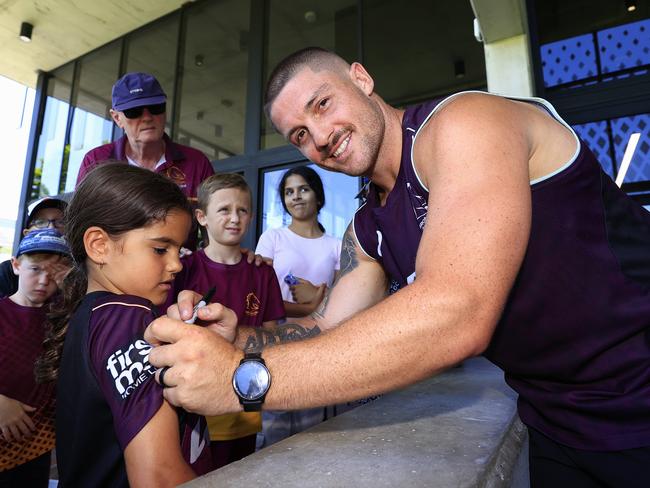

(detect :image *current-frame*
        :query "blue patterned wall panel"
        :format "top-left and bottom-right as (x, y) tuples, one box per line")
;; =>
(541, 34), (598, 87)
(572, 121), (615, 178)
(610, 114), (650, 184)
(597, 19), (650, 74)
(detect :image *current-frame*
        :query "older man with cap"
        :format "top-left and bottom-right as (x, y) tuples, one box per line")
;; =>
(76, 72), (214, 249)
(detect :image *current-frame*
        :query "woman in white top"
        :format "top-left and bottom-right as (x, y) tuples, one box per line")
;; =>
(255, 165), (341, 447)
(256, 165), (341, 318)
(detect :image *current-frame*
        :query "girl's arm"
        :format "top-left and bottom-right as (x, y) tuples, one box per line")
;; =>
(124, 400), (195, 488)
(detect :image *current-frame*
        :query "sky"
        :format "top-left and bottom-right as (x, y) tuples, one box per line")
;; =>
(0, 75), (35, 255)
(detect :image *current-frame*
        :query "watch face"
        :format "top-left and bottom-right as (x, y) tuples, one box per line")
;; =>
(233, 361), (271, 401)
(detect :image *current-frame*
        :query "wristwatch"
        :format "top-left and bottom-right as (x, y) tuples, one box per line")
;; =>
(232, 352), (271, 412)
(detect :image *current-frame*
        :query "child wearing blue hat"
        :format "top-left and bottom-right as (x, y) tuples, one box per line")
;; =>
(0, 196), (67, 298)
(0, 228), (71, 487)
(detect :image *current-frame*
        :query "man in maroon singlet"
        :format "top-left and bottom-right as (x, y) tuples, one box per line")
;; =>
(146, 47), (650, 487)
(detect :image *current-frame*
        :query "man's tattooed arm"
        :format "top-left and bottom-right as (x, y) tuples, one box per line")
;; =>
(314, 223), (360, 318)
(243, 322), (321, 354)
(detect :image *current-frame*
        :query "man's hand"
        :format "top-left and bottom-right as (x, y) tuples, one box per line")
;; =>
(290, 278), (326, 304)
(166, 290), (238, 343)
(144, 317), (243, 416)
(241, 248), (273, 267)
(0, 394), (36, 443)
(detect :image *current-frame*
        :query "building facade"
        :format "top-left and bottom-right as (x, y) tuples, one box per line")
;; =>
(15, 0), (650, 248)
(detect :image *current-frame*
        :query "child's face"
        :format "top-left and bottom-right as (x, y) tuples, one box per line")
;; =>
(101, 210), (191, 306)
(197, 188), (252, 247)
(24, 207), (65, 235)
(283, 174), (319, 221)
(12, 253), (69, 307)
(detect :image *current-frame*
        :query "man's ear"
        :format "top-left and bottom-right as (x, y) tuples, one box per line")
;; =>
(195, 208), (207, 227)
(84, 226), (112, 265)
(11, 257), (21, 275)
(349, 62), (375, 96)
(109, 109), (122, 128)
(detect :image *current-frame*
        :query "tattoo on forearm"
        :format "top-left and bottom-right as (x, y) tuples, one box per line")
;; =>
(315, 224), (359, 317)
(243, 323), (321, 353)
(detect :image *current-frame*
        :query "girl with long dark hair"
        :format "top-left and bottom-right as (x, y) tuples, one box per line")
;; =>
(35, 164), (213, 487)
(255, 165), (341, 318)
(254, 165), (341, 447)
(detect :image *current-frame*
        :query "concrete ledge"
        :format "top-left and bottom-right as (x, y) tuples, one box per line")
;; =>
(184, 358), (529, 487)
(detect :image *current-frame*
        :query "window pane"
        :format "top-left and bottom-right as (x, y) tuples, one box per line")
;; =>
(541, 34), (598, 88)
(598, 19), (650, 76)
(572, 113), (650, 185)
(535, 1), (650, 90)
(261, 0), (358, 150)
(573, 121), (614, 177)
(611, 113), (650, 184)
(363, 0), (486, 105)
(64, 41), (120, 192)
(177, 0), (250, 160)
(125, 13), (179, 135)
(260, 163), (358, 239)
(32, 64), (73, 199)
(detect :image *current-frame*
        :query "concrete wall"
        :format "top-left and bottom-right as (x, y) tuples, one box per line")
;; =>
(183, 358), (529, 488)
(471, 0), (535, 97)
(485, 34), (534, 97)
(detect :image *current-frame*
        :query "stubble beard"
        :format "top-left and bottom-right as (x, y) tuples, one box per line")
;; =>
(328, 98), (385, 178)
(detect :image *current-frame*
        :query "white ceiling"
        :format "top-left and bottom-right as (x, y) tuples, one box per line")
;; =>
(0, 0), (186, 87)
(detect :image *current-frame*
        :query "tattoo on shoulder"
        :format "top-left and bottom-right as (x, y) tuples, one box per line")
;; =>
(243, 323), (321, 354)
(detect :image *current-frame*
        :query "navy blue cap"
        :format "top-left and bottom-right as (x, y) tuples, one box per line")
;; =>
(112, 72), (167, 111)
(17, 229), (71, 258)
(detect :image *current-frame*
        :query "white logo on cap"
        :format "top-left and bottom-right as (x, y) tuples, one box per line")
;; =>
(130, 88), (143, 94)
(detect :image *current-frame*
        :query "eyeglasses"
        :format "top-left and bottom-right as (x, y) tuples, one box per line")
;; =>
(31, 218), (65, 230)
(122, 103), (166, 119)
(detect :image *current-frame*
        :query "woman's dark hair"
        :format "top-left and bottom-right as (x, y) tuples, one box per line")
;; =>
(278, 165), (326, 233)
(35, 163), (191, 383)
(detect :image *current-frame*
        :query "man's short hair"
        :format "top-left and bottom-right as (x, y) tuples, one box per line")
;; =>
(264, 47), (350, 120)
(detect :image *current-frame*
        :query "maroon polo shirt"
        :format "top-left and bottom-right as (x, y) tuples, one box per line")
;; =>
(76, 134), (215, 249)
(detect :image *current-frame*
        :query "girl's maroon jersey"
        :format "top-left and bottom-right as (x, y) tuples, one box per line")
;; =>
(56, 292), (212, 486)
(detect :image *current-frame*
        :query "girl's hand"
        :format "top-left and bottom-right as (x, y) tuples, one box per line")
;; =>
(0, 394), (36, 443)
(165, 290), (238, 344)
(290, 278), (326, 304)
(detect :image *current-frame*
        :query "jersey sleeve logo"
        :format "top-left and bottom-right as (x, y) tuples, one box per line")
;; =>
(105, 339), (156, 399)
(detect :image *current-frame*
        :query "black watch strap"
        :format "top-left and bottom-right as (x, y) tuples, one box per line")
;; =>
(241, 352), (264, 364)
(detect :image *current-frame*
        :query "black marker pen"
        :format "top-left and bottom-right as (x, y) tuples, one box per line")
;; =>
(184, 286), (216, 324)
